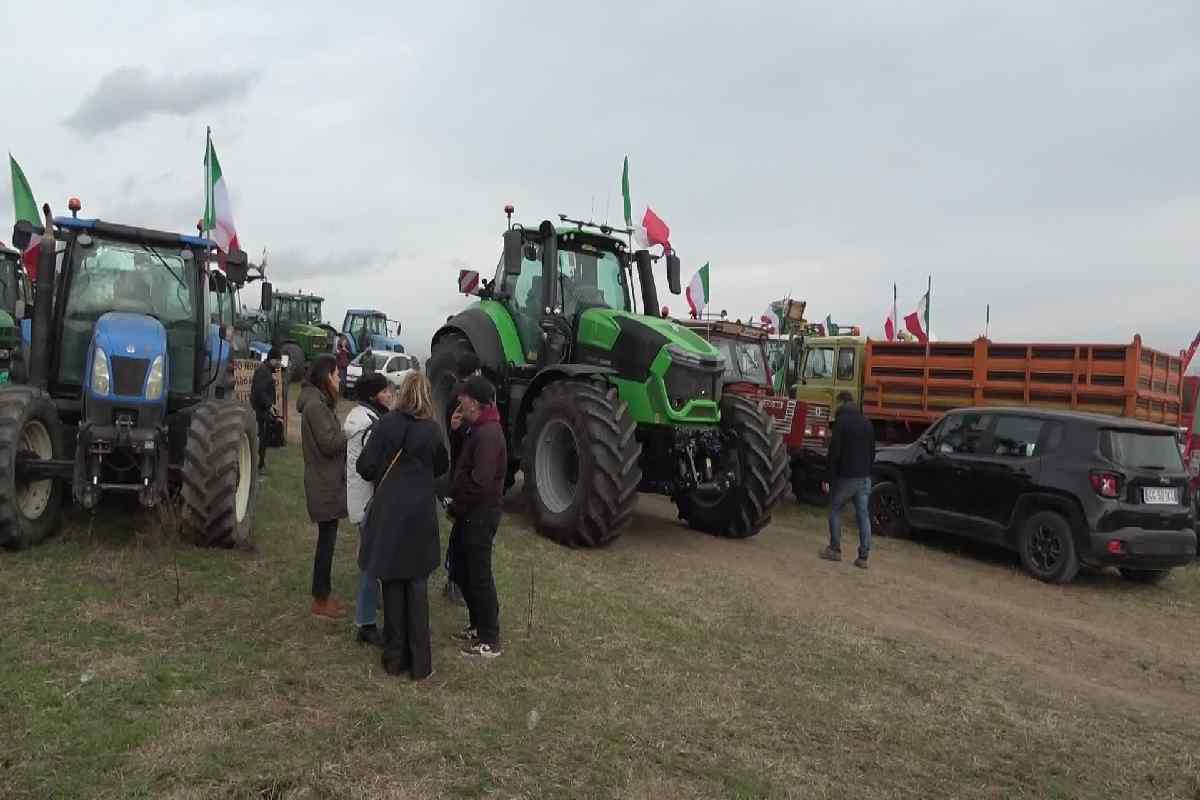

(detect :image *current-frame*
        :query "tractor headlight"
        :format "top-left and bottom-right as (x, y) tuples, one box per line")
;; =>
(145, 355), (165, 400)
(91, 348), (111, 395)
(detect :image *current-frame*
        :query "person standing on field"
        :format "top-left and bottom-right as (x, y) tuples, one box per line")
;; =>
(298, 354), (349, 618)
(250, 346), (281, 474)
(820, 391), (876, 569)
(356, 372), (449, 680)
(442, 352), (482, 605)
(448, 376), (507, 658)
(343, 372), (394, 646)
(336, 335), (352, 394)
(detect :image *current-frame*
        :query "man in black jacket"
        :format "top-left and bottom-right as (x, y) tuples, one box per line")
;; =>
(448, 375), (507, 658)
(821, 392), (876, 568)
(250, 347), (281, 474)
(442, 352), (482, 606)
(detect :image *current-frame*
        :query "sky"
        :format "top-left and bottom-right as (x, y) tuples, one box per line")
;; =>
(4, 1), (1199, 361)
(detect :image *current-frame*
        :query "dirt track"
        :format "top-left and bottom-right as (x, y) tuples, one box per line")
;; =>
(605, 495), (1200, 724)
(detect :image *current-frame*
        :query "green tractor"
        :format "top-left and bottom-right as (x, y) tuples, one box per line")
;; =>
(263, 291), (336, 381)
(0, 244), (31, 383)
(430, 212), (788, 547)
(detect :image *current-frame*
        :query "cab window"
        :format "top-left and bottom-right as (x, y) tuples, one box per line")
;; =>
(509, 246), (545, 359)
(990, 416), (1050, 458)
(836, 348), (856, 381)
(803, 347), (835, 380)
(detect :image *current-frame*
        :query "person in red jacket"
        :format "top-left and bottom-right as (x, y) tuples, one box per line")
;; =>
(335, 335), (352, 394)
(447, 375), (507, 658)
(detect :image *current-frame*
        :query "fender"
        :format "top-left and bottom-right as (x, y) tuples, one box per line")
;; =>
(432, 306), (507, 375)
(513, 364), (618, 445)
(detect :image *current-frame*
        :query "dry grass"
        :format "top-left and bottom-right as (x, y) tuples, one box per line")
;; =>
(1, 441), (1199, 798)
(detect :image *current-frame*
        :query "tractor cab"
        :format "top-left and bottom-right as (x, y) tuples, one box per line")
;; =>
(341, 309), (403, 355)
(675, 317), (773, 397)
(1, 204), (271, 550)
(265, 291), (336, 380)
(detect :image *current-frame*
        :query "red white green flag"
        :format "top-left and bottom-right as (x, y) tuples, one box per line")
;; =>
(202, 130), (239, 256)
(686, 262), (709, 318)
(633, 206), (670, 250)
(8, 154), (41, 281)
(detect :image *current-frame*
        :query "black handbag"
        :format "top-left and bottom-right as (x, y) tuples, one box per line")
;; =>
(264, 415), (285, 448)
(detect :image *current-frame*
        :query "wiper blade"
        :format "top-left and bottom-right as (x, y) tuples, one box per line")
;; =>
(139, 241), (187, 291)
(1137, 464), (1166, 470)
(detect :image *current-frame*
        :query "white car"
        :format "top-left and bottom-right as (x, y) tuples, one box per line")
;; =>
(345, 351), (421, 394)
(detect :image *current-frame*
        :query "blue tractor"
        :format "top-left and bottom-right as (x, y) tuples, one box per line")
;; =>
(341, 308), (404, 355)
(1, 204), (273, 549)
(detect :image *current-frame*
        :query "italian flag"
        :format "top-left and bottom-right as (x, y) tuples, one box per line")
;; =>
(8, 154), (42, 282)
(686, 262), (709, 318)
(202, 131), (239, 257)
(904, 290), (930, 343)
(632, 206), (670, 250)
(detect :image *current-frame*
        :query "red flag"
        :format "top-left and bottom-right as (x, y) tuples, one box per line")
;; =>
(634, 207), (670, 249)
(883, 306), (897, 341)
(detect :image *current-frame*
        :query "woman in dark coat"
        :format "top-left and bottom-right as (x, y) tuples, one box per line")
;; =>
(298, 354), (349, 619)
(357, 371), (449, 680)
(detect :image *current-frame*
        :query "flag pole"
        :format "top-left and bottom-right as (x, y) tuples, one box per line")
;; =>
(203, 126), (212, 242)
(926, 274), (932, 340)
(892, 282), (897, 342)
(985, 303), (990, 339)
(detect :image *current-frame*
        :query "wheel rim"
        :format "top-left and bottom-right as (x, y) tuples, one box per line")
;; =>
(235, 430), (252, 523)
(16, 419), (53, 520)
(870, 490), (900, 534)
(1029, 524), (1063, 573)
(535, 419), (579, 515)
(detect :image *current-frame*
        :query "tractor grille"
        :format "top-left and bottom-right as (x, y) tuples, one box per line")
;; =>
(664, 364), (722, 411)
(110, 356), (149, 396)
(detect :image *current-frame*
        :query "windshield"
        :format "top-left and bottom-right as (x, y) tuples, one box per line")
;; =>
(307, 300), (323, 324)
(558, 246), (628, 316)
(713, 337), (769, 386)
(1100, 430), (1185, 470)
(59, 238), (198, 393)
(365, 315), (387, 336)
(356, 352), (391, 369)
(766, 339), (786, 375)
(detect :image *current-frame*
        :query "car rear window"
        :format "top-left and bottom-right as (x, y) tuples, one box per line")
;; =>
(1099, 429), (1185, 470)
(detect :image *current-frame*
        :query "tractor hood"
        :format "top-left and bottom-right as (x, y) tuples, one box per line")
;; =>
(577, 308), (720, 361)
(87, 312), (168, 402)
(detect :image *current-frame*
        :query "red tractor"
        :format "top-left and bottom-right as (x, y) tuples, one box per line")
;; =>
(675, 316), (831, 502)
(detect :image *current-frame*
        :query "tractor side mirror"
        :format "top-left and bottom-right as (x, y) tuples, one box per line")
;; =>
(666, 251), (681, 295)
(503, 229), (524, 276)
(209, 270), (229, 294)
(11, 220), (39, 251)
(260, 281), (273, 312)
(223, 248), (249, 284)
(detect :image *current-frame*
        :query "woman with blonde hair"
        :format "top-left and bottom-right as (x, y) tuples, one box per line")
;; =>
(356, 371), (449, 680)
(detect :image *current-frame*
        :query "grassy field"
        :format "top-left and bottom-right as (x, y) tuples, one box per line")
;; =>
(2, 437), (1200, 799)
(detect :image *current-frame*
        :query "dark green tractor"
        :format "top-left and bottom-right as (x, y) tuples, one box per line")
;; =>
(430, 213), (788, 547)
(265, 291), (336, 381)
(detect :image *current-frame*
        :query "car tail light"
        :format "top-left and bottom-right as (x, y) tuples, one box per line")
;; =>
(1090, 471), (1121, 498)
(1107, 539), (1126, 555)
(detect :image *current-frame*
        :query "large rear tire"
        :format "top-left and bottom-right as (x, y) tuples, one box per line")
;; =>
(282, 343), (305, 384)
(0, 386), (64, 550)
(522, 381), (641, 547)
(676, 394), (788, 538)
(181, 401), (259, 548)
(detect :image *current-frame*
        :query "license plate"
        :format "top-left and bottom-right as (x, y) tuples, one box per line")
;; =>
(1143, 487), (1178, 505)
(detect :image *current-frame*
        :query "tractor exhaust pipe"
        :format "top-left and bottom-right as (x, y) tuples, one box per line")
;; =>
(28, 204), (56, 390)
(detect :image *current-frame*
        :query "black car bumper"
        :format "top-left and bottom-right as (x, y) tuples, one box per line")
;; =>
(1086, 527), (1197, 568)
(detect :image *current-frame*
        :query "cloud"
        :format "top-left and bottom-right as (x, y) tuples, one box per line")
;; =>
(64, 66), (258, 135)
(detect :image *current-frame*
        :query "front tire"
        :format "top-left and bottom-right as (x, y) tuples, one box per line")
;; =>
(676, 394), (788, 539)
(0, 386), (64, 549)
(869, 481), (910, 538)
(522, 381), (641, 547)
(1018, 510), (1080, 584)
(181, 401), (259, 548)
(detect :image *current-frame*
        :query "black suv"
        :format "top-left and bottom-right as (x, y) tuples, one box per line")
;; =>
(869, 407), (1197, 584)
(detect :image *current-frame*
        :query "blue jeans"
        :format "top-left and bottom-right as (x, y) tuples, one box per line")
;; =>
(829, 477), (871, 560)
(355, 524), (379, 628)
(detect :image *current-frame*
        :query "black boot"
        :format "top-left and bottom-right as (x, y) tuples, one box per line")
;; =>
(356, 624), (383, 647)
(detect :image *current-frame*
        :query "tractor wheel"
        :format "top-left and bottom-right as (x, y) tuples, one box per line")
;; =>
(676, 394), (788, 539)
(0, 386), (64, 550)
(181, 400), (259, 548)
(282, 343), (305, 383)
(522, 381), (641, 547)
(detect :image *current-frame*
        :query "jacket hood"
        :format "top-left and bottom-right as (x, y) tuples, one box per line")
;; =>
(343, 402), (380, 435)
(297, 383), (332, 415)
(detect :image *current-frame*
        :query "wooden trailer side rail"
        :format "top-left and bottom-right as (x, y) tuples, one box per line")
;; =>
(862, 336), (1182, 428)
